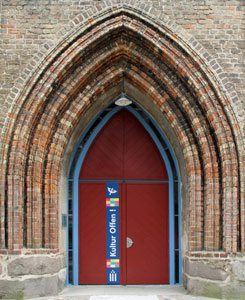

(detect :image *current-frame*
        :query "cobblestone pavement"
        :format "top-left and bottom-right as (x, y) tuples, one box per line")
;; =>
(30, 286), (224, 300)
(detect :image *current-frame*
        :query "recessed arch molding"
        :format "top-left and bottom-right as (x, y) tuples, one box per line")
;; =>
(0, 5), (244, 298)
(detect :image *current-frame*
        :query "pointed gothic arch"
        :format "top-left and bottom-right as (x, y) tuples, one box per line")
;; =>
(67, 103), (181, 285)
(0, 4), (244, 296)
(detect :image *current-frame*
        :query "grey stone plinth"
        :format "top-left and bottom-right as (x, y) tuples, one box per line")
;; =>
(185, 275), (245, 300)
(8, 254), (66, 276)
(0, 269), (66, 299)
(0, 279), (24, 299)
(184, 257), (228, 281)
(232, 261), (245, 281)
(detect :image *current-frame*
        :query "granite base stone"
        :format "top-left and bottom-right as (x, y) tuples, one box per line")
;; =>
(183, 255), (245, 299)
(0, 253), (66, 299)
(7, 254), (66, 276)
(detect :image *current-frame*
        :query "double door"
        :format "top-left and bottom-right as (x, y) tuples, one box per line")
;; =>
(79, 181), (169, 284)
(78, 109), (169, 284)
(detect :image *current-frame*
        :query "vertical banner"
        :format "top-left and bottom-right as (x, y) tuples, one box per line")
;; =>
(106, 181), (120, 285)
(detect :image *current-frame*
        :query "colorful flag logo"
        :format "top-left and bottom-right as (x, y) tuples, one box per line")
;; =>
(106, 198), (119, 207)
(106, 259), (120, 268)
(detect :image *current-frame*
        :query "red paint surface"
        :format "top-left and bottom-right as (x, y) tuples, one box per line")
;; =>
(79, 183), (107, 284)
(124, 183), (169, 284)
(80, 110), (168, 181)
(79, 110), (169, 284)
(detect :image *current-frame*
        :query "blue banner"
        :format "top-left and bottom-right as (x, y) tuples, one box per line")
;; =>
(106, 181), (120, 284)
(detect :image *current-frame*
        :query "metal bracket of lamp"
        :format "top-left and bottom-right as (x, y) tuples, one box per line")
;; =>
(114, 74), (132, 107)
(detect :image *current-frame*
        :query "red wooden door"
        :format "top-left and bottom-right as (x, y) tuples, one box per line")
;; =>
(78, 110), (169, 285)
(124, 183), (169, 284)
(79, 182), (107, 284)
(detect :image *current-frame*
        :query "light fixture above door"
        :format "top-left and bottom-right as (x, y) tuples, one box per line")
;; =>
(114, 74), (132, 106)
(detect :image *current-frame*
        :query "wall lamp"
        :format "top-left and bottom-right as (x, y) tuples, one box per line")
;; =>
(114, 75), (132, 107)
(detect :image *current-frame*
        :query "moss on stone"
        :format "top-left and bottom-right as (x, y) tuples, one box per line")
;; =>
(0, 290), (23, 300)
(192, 283), (245, 300)
(192, 284), (222, 299)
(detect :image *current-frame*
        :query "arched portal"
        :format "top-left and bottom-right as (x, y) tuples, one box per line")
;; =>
(68, 103), (181, 285)
(0, 4), (244, 298)
(2, 7), (242, 254)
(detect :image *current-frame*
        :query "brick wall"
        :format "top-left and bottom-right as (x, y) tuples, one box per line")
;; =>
(0, 0), (244, 297)
(0, 1), (244, 136)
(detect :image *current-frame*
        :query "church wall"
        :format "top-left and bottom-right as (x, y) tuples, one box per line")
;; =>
(0, 0), (244, 136)
(0, 1), (244, 298)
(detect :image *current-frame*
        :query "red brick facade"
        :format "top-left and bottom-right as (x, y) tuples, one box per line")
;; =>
(0, 1), (244, 298)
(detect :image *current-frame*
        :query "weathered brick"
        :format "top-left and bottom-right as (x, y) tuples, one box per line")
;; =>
(0, 0), (244, 298)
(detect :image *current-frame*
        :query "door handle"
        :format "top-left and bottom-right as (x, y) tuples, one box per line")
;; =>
(126, 237), (134, 248)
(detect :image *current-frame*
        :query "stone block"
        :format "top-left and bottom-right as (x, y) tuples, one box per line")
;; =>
(185, 268), (245, 300)
(184, 257), (228, 281)
(232, 261), (245, 281)
(7, 254), (66, 276)
(0, 279), (24, 299)
(222, 283), (245, 300)
(24, 273), (64, 298)
(58, 268), (67, 286)
(185, 276), (223, 299)
(0, 270), (66, 299)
